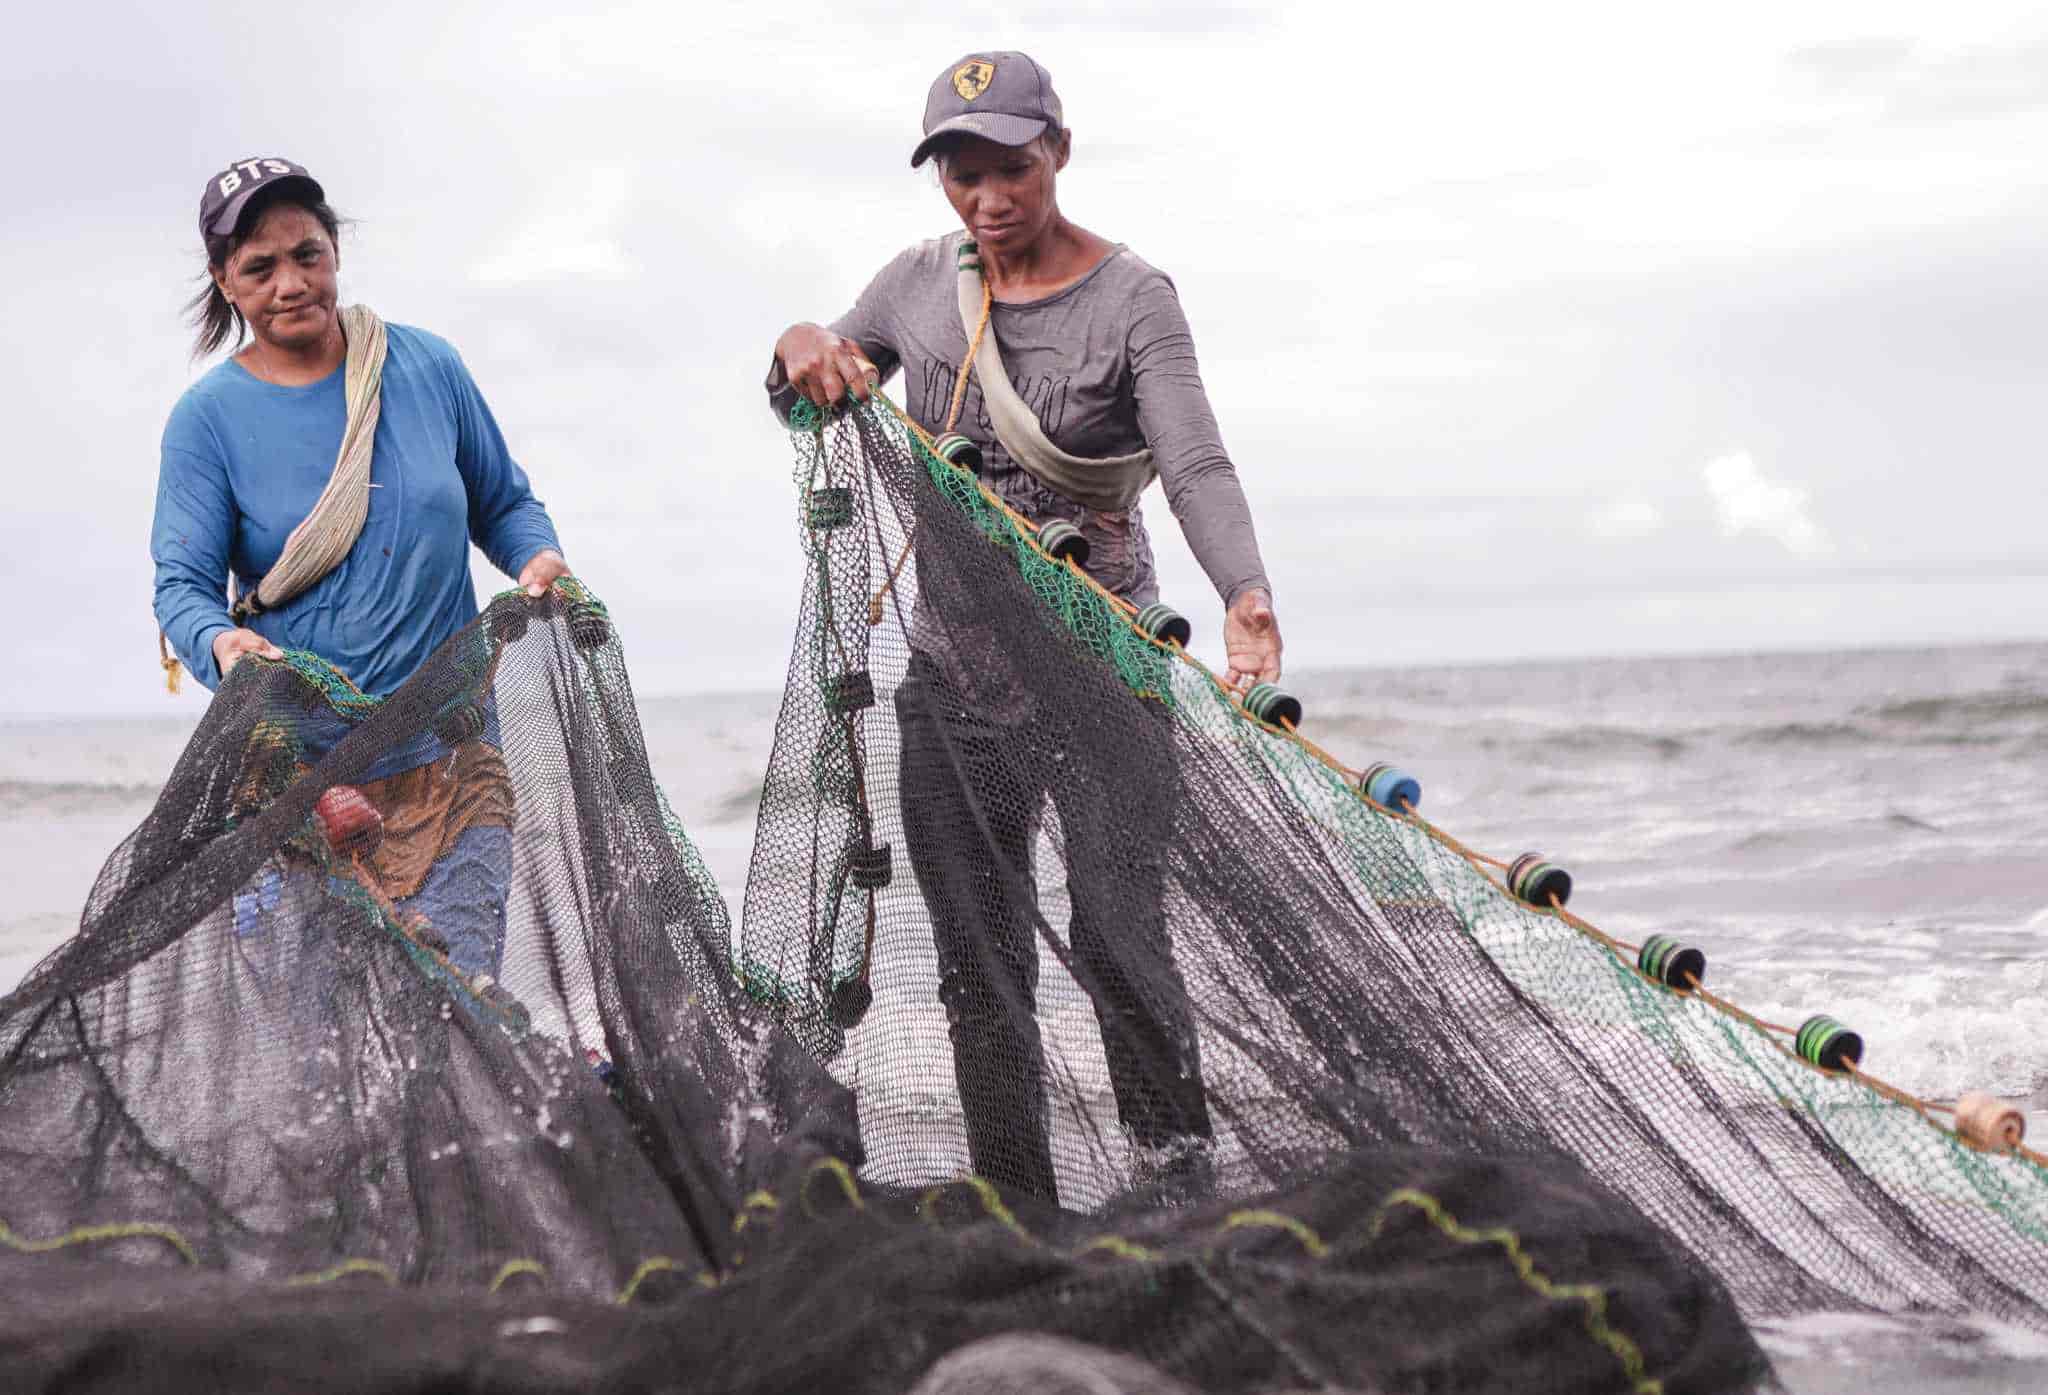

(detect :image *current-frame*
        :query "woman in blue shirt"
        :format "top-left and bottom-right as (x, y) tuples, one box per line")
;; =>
(152, 157), (568, 979)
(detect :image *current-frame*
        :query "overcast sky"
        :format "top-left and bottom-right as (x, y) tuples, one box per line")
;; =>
(4, 1), (2045, 717)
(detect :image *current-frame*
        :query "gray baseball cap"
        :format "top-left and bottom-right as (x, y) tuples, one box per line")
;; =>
(198, 157), (324, 242)
(911, 52), (1065, 168)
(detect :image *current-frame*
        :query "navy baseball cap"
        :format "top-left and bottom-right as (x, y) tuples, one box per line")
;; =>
(911, 52), (1065, 168)
(198, 157), (324, 242)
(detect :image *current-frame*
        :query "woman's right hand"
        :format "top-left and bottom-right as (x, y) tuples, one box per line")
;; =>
(775, 323), (878, 408)
(213, 627), (284, 676)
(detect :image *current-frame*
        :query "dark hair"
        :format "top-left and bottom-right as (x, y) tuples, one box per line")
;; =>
(929, 127), (1070, 181)
(185, 183), (345, 359)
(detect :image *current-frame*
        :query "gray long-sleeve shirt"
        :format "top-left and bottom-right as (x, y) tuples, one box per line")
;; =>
(770, 234), (1269, 608)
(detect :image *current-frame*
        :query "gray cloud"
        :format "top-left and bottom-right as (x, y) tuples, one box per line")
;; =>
(3, 3), (2046, 716)
(1788, 31), (2048, 123)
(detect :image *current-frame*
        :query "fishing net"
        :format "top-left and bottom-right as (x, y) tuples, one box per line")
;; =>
(737, 399), (2048, 1365)
(0, 397), (2039, 1393)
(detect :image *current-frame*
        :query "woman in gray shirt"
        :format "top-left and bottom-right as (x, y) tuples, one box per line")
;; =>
(770, 51), (1281, 1203)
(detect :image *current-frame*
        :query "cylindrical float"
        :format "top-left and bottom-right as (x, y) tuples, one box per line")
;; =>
(1243, 683), (1304, 729)
(490, 600), (529, 646)
(314, 785), (383, 857)
(1506, 853), (1573, 908)
(931, 432), (983, 474)
(1794, 1015), (1864, 1072)
(434, 702), (487, 747)
(825, 671), (876, 715)
(1953, 1091), (2026, 1152)
(473, 976), (532, 1035)
(1636, 934), (1706, 990)
(807, 487), (855, 530)
(1037, 518), (1090, 566)
(567, 604), (612, 651)
(850, 843), (893, 890)
(1134, 603), (1192, 648)
(828, 975), (874, 1030)
(1358, 762), (1421, 811)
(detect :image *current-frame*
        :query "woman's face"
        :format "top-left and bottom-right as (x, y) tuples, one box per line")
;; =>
(212, 203), (340, 354)
(939, 133), (1067, 255)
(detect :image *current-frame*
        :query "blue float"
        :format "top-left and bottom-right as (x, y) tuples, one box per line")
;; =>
(1358, 762), (1421, 812)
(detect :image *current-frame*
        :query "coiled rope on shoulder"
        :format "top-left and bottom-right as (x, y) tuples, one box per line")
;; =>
(159, 305), (389, 691)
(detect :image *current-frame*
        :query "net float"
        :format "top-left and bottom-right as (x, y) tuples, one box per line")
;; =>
(1037, 518), (1090, 566)
(1636, 934), (1706, 990)
(1795, 1015), (1864, 1072)
(1954, 1091), (2026, 1152)
(825, 671), (876, 715)
(931, 432), (983, 473)
(433, 702), (487, 747)
(828, 974), (874, 1030)
(1359, 762), (1421, 812)
(313, 785), (383, 857)
(1243, 683), (1304, 729)
(567, 604), (612, 651)
(1134, 603), (1192, 648)
(1507, 853), (1573, 908)
(849, 843), (893, 890)
(807, 487), (854, 530)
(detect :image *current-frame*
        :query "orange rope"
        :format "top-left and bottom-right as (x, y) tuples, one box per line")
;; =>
(1549, 899), (1639, 957)
(1845, 1062), (1943, 1120)
(1684, 980), (1800, 1039)
(1279, 724), (1362, 781)
(1549, 900), (1641, 956)
(157, 631), (182, 695)
(944, 277), (993, 436)
(1395, 809), (1510, 873)
(867, 543), (915, 627)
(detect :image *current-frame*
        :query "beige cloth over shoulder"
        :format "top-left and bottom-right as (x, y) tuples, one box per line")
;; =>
(954, 238), (1155, 513)
(230, 304), (390, 622)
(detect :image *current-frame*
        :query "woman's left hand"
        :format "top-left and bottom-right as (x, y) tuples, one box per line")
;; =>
(519, 548), (571, 598)
(1224, 587), (1283, 689)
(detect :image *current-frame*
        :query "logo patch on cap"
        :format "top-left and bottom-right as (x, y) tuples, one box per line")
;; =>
(952, 59), (995, 101)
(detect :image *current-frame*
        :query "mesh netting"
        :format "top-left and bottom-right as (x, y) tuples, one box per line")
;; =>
(0, 398), (2040, 1392)
(737, 401), (2048, 1362)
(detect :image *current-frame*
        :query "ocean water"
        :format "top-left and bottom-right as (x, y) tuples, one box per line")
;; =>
(3, 639), (2044, 1392)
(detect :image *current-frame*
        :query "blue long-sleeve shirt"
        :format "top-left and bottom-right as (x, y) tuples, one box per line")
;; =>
(153, 323), (561, 696)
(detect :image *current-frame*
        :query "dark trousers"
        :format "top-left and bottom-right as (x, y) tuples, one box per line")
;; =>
(894, 652), (1211, 1202)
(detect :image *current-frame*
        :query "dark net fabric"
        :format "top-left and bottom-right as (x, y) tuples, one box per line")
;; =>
(0, 402), (2034, 1392)
(738, 403), (2048, 1369)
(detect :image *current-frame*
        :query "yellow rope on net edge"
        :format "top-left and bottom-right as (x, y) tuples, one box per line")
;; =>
(0, 1215), (199, 1267)
(488, 1258), (550, 1293)
(616, 1256), (698, 1304)
(282, 1257), (399, 1288)
(1369, 1187), (1663, 1395)
(1219, 1208), (1330, 1259)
